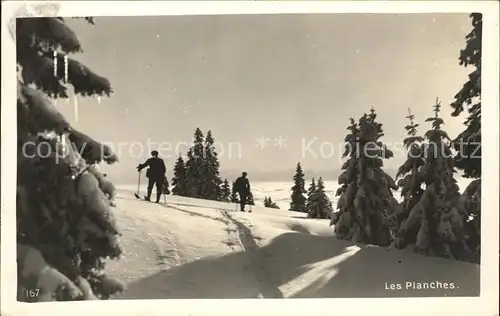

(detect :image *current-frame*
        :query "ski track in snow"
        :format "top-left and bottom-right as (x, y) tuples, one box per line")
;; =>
(126, 198), (284, 298)
(109, 192), (480, 299)
(219, 209), (284, 299)
(145, 219), (182, 270)
(161, 202), (283, 298)
(114, 196), (184, 270)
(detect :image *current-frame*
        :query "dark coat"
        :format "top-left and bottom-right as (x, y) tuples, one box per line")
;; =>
(138, 157), (166, 180)
(234, 176), (250, 195)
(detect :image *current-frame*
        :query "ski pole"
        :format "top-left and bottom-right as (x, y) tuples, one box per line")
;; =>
(134, 170), (142, 199)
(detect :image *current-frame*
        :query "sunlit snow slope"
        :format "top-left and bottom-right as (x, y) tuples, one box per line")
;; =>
(105, 188), (480, 299)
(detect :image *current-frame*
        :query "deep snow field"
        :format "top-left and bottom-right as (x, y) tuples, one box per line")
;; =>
(105, 187), (480, 299)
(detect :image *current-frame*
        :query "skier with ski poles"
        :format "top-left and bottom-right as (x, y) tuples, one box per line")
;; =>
(137, 150), (167, 203)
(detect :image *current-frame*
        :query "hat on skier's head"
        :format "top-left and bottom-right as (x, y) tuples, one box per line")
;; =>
(242, 172), (247, 177)
(151, 150), (159, 157)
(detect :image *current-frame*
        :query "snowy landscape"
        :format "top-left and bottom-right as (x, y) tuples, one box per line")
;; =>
(12, 10), (485, 305)
(103, 178), (477, 299)
(104, 186), (479, 299)
(116, 177), (473, 212)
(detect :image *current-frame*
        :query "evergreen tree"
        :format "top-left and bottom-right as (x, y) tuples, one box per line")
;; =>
(450, 13), (482, 179)
(270, 199), (280, 209)
(457, 178), (481, 262)
(289, 162), (307, 212)
(172, 155), (188, 196)
(305, 178), (317, 210)
(247, 191), (256, 206)
(16, 17), (123, 301)
(203, 130), (223, 201)
(391, 99), (473, 261)
(263, 196), (280, 209)
(185, 128), (205, 198)
(390, 109), (426, 237)
(220, 178), (231, 202)
(332, 109), (398, 247)
(230, 181), (239, 203)
(307, 177), (332, 219)
(450, 13), (482, 263)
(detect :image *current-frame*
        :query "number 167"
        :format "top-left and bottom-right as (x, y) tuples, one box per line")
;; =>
(25, 288), (40, 298)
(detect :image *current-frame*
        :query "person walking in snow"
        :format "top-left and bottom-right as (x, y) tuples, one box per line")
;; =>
(234, 172), (251, 212)
(137, 150), (167, 203)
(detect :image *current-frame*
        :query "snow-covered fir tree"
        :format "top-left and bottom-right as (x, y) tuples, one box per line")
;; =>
(247, 191), (256, 206)
(16, 17), (124, 301)
(450, 13), (482, 263)
(305, 178), (316, 210)
(457, 178), (480, 262)
(203, 130), (223, 201)
(391, 99), (473, 261)
(290, 162), (307, 212)
(390, 109), (426, 237)
(306, 177), (332, 219)
(185, 128), (205, 198)
(332, 109), (398, 247)
(172, 155), (188, 196)
(220, 178), (231, 202)
(264, 196), (280, 209)
(450, 13), (482, 179)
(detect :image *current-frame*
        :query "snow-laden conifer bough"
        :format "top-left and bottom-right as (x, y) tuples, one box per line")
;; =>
(17, 16), (124, 301)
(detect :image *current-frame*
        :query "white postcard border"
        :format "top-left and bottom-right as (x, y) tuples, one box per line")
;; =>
(1, 1), (498, 316)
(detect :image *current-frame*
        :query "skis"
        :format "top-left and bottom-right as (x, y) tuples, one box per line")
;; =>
(137, 194), (167, 204)
(140, 198), (163, 204)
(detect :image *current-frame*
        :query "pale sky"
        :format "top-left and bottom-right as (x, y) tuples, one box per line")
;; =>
(56, 13), (473, 182)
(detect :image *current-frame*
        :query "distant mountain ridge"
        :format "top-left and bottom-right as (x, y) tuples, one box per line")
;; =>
(106, 166), (400, 185)
(220, 168), (339, 182)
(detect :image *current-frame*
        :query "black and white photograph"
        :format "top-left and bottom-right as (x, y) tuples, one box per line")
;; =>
(1, 1), (499, 316)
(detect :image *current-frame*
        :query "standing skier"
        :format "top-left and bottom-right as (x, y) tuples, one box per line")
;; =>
(137, 150), (166, 203)
(234, 172), (251, 212)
